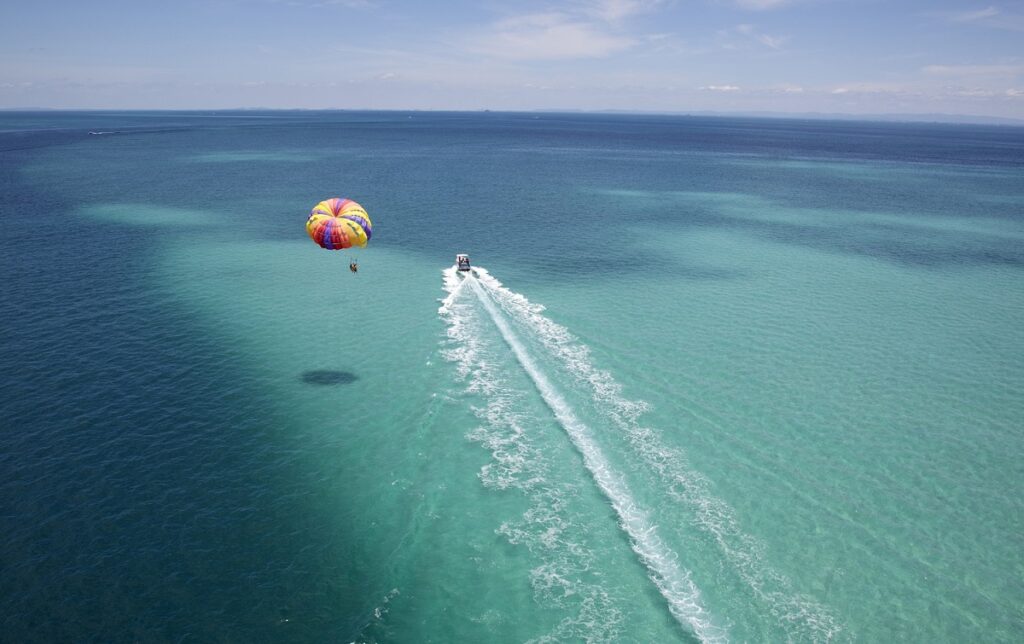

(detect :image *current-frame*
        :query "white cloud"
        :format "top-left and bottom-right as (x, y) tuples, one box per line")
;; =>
(461, 1), (669, 61)
(701, 84), (741, 91)
(953, 88), (997, 97)
(933, 86), (1024, 99)
(923, 64), (1024, 76)
(277, 0), (375, 7)
(731, 23), (788, 49)
(817, 80), (1023, 102)
(832, 83), (913, 94)
(757, 33), (787, 49)
(584, 0), (663, 22)
(949, 6), (1000, 22)
(734, 0), (791, 10)
(935, 5), (1024, 31)
(467, 12), (638, 60)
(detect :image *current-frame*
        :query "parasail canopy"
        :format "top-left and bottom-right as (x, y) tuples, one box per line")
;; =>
(306, 197), (373, 250)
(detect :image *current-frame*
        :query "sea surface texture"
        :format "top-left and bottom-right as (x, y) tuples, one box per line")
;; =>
(2, 111), (1022, 642)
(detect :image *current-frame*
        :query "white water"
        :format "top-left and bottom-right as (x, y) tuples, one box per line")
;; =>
(442, 267), (726, 642)
(470, 267), (842, 641)
(440, 269), (625, 641)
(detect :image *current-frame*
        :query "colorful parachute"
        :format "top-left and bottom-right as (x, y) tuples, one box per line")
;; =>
(306, 198), (373, 250)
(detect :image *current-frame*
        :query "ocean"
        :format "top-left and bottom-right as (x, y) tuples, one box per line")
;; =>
(1, 110), (1022, 642)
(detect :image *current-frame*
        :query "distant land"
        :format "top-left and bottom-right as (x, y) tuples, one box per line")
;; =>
(1, 106), (1022, 127)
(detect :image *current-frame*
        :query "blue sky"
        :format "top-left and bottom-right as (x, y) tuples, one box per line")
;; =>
(1, 0), (1022, 117)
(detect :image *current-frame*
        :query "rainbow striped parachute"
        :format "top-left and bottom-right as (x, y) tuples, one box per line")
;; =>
(306, 198), (373, 250)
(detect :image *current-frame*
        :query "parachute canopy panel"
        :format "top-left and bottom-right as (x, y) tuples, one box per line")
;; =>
(306, 197), (373, 250)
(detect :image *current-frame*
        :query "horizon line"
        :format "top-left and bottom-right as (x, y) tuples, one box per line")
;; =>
(1, 106), (1022, 126)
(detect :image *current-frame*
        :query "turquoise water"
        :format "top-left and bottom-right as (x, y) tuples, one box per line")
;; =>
(2, 111), (1023, 642)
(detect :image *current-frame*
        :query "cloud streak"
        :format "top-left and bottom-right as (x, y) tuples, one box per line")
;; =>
(465, 9), (645, 61)
(584, 0), (664, 22)
(922, 63), (1024, 77)
(949, 5), (1000, 22)
(937, 4), (1024, 31)
(732, 23), (788, 50)
(469, 14), (636, 60)
(733, 0), (792, 10)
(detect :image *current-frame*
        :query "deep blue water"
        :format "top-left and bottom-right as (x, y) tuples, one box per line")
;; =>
(2, 111), (1023, 642)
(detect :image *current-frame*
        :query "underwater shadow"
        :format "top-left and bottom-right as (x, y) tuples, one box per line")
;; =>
(300, 370), (358, 386)
(537, 251), (745, 281)
(713, 213), (1024, 268)
(606, 190), (1024, 269)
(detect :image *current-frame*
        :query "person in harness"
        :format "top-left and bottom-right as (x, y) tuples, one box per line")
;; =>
(349, 261), (358, 273)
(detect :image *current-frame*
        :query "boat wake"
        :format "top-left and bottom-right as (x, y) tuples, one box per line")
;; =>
(442, 267), (725, 642)
(441, 265), (843, 642)
(440, 270), (625, 641)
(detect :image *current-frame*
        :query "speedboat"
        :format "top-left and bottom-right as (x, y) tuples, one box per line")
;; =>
(456, 254), (471, 272)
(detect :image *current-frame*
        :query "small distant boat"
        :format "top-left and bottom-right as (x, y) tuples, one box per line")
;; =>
(456, 253), (471, 272)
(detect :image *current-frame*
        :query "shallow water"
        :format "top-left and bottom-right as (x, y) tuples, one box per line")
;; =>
(2, 111), (1022, 642)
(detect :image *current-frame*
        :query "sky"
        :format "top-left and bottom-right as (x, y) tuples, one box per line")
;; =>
(1, 0), (1023, 118)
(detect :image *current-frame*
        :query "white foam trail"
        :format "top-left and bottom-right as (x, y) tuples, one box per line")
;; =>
(440, 266), (625, 641)
(471, 266), (843, 642)
(463, 272), (726, 643)
(439, 266), (468, 313)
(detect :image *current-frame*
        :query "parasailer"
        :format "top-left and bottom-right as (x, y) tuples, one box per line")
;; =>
(306, 197), (373, 273)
